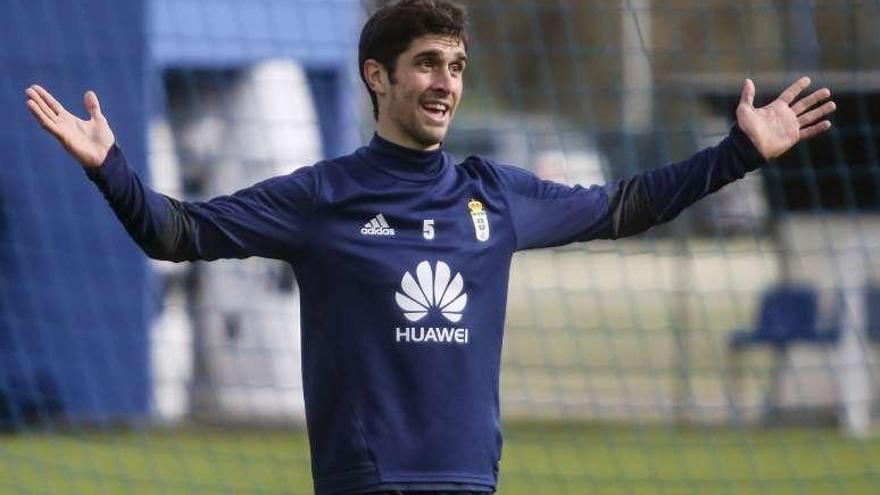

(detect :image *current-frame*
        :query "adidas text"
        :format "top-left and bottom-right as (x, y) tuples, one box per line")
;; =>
(361, 226), (396, 236)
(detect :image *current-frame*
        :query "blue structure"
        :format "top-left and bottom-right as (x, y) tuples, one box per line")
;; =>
(729, 285), (840, 349)
(726, 284), (841, 424)
(0, 0), (361, 425)
(150, 0), (362, 158)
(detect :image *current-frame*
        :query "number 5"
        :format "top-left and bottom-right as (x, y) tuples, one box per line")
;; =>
(423, 219), (435, 240)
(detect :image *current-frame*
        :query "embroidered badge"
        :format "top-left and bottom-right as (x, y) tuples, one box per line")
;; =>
(468, 199), (490, 242)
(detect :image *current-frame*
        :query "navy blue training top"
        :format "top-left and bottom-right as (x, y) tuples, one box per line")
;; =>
(87, 126), (766, 494)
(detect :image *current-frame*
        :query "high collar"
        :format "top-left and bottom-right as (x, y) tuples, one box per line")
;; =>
(360, 133), (448, 182)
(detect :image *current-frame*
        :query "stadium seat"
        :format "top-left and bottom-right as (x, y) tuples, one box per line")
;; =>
(729, 284), (841, 349)
(726, 284), (841, 424)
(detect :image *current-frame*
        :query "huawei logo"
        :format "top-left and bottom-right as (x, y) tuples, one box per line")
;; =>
(395, 261), (467, 323)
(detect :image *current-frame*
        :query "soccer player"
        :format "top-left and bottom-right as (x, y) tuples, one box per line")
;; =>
(25, 1), (835, 493)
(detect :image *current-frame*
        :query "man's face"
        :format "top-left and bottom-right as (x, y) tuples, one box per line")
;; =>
(371, 34), (467, 150)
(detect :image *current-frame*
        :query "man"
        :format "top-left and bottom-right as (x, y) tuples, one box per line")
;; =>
(25, 0), (835, 494)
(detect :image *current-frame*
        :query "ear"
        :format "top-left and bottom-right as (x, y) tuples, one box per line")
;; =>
(363, 59), (389, 96)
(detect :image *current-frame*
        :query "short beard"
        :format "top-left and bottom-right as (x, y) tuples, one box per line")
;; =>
(411, 126), (444, 147)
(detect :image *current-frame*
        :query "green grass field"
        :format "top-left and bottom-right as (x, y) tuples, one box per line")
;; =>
(2, 422), (879, 494)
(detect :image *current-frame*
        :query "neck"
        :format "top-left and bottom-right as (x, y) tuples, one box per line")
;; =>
(375, 122), (441, 151)
(361, 133), (447, 182)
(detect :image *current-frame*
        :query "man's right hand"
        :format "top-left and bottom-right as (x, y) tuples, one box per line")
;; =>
(25, 84), (116, 170)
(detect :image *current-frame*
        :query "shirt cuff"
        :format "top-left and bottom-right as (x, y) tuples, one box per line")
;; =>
(729, 124), (769, 172)
(85, 144), (126, 188)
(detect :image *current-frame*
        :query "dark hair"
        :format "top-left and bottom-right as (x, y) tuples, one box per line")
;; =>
(359, 0), (468, 120)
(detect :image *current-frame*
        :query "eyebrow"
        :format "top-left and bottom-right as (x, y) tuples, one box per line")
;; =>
(413, 49), (468, 64)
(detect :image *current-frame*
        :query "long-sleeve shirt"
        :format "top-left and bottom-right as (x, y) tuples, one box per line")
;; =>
(87, 125), (766, 494)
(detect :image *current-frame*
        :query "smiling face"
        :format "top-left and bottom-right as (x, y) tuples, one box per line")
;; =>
(365, 34), (467, 150)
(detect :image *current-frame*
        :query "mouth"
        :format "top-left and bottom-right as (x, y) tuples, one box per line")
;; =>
(420, 101), (450, 123)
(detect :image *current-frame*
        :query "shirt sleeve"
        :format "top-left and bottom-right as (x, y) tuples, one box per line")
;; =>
(499, 125), (768, 251)
(86, 144), (316, 262)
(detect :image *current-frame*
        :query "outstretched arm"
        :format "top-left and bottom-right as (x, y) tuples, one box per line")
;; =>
(502, 77), (836, 250)
(24, 85), (315, 262)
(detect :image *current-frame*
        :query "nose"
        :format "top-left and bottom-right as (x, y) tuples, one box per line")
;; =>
(430, 67), (454, 94)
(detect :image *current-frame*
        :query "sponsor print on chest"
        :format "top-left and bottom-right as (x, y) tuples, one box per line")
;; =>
(393, 260), (470, 345)
(354, 198), (493, 346)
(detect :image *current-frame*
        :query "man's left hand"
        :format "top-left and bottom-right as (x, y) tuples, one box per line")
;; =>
(736, 77), (836, 160)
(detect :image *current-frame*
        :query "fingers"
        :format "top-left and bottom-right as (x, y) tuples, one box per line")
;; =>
(84, 90), (103, 120)
(29, 84), (68, 116)
(797, 100), (836, 127)
(740, 78), (756, 107)
(25, 87), (59, 123)
(25, 87), (64, 137)
(784, 79), (836, 140)
(791, 87), (831, 115)
(26, 98), (61, 134)
(778, 76), (811, 105)
(799, 120), (832, 141)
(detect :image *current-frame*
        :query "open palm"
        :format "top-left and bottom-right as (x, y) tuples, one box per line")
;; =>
(736, 77), (835, 160)
(25, 84), (115, 169)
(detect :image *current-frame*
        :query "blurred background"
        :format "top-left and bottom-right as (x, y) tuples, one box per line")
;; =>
(2, 0), (880, 493)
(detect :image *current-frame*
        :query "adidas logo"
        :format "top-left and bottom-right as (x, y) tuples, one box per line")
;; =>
(361, 213), (396, 236)
(395, 261), (467, 323)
